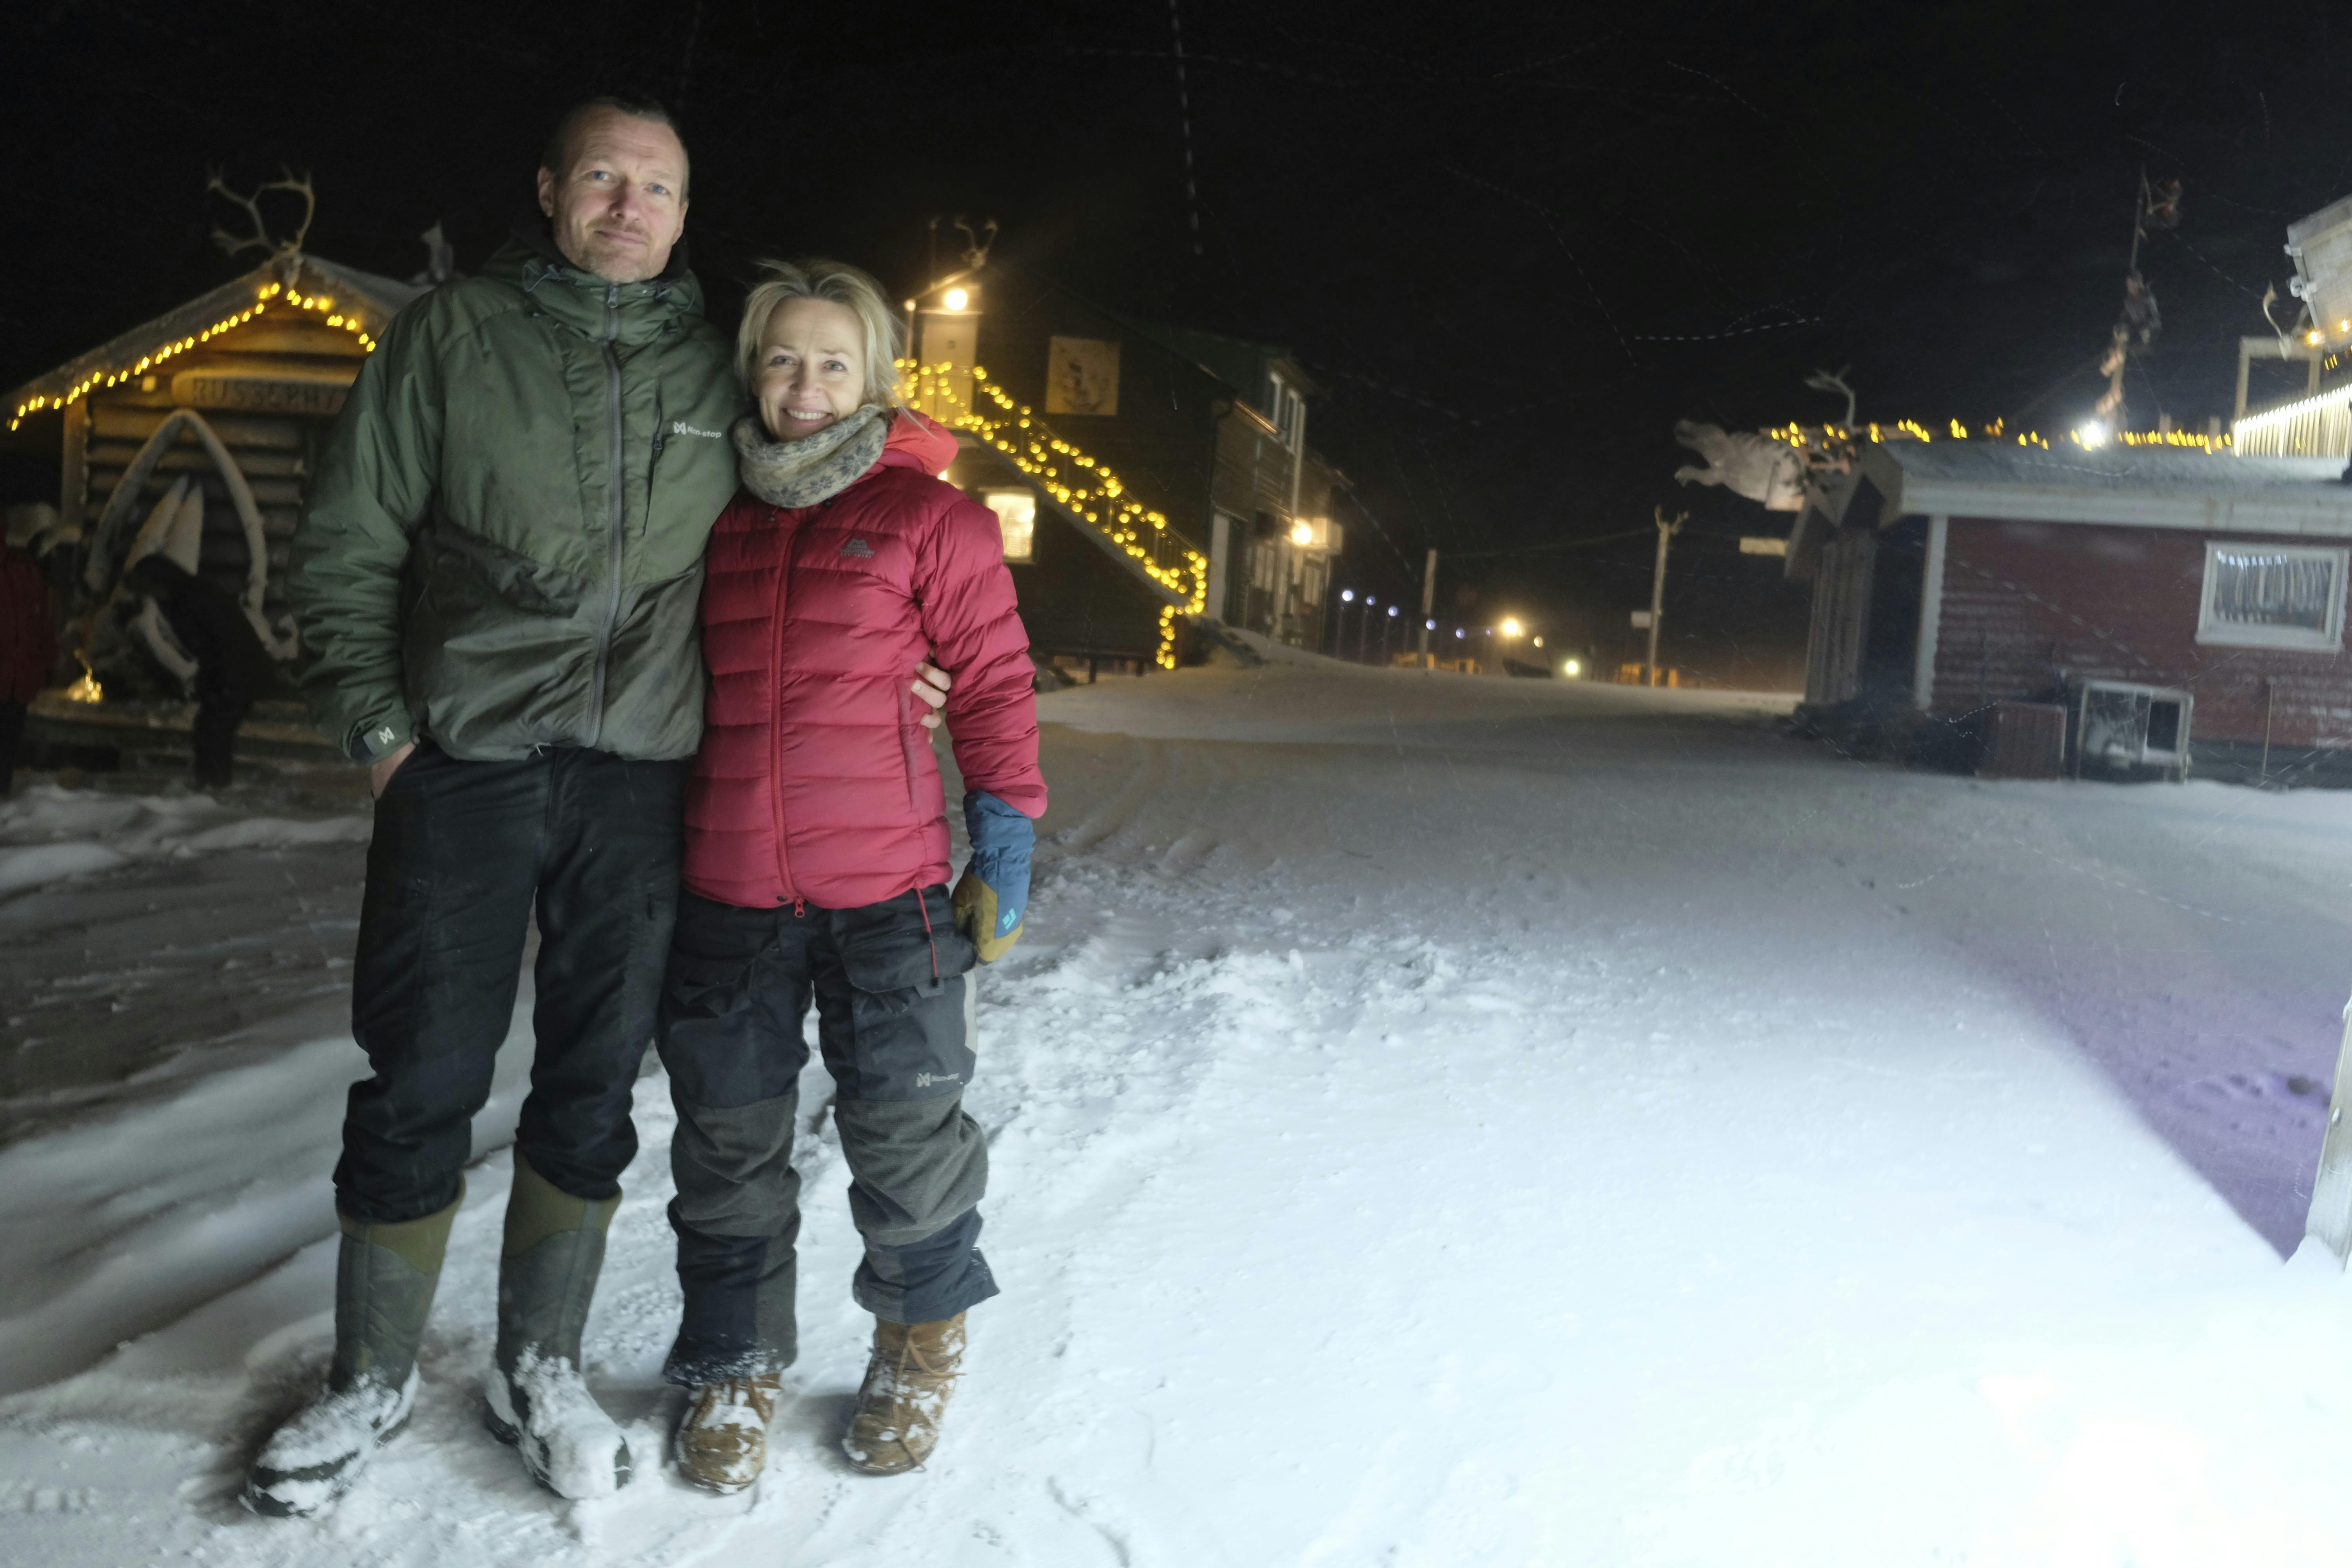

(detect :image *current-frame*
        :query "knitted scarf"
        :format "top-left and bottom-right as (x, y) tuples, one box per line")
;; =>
(732, 405), (891, 508)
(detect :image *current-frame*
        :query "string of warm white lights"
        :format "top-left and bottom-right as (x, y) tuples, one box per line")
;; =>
(898, 358), (1210, 668)
(1765, 418), (2231, 453)
(9, 277), (378, 432)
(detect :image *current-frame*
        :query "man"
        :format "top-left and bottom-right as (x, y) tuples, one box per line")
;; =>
(125, 554), (268, 787)
(0, 511), (56, 793)
(249, 94), (951, 1515)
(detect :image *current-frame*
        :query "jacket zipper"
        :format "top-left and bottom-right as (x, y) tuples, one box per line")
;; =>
(769, 505), (801, 906)
(584, 282), (626, 750)
(898, 685), (924, 811)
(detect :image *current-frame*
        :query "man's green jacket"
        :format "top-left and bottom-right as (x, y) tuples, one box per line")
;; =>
(289, 226), (742, 763)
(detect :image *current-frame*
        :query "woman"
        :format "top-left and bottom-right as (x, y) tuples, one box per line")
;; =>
(655, 258), (1045, 1494)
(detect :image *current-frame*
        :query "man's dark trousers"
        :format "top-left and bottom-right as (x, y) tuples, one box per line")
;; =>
(336, 743), (688, 1224)
(656, 886), (996, 1385)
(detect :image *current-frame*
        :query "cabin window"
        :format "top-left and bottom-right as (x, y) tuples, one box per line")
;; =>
(2197, 542), (2348, 651)
(1267, 374), (1304, 450)
(982, 489), (1036, 563)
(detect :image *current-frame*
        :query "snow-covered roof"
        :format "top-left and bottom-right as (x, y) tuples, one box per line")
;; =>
(1784, 441), (2352, 580)
(1861, 441), (2352, 534)
(5, 253), (426, 429)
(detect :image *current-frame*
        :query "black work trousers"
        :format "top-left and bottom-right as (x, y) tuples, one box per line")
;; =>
(656, 887), (995, 1385)
(335, 744), (688, 1224)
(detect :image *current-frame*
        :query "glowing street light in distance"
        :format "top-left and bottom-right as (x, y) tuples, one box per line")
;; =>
(1563, 658), (1582, 677)
(1500, 617), (1523, 638)
(1340, 589), (1354, 602)
(943, 287), (970, 311)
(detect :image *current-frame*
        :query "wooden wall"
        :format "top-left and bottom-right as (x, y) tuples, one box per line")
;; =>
(998, 495), (1167, 663)
(71, 314), (365, 618)
(1804, 527), (1875, 704)
(1929, 517), (2352, 747)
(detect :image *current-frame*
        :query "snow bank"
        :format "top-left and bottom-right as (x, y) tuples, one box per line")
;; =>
(0, 784), (369, 897)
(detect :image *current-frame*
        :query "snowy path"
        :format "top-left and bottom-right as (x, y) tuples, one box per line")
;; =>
(11, 655), (2352, 1564)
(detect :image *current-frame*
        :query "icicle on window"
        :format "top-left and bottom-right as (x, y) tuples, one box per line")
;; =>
(2198, 543), (2348, 650)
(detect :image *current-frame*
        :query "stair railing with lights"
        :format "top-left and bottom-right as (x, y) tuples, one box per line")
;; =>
(900, 358), (1210, 669)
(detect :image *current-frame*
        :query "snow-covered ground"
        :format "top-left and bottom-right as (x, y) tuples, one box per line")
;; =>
(10, 652), (2352, 1565)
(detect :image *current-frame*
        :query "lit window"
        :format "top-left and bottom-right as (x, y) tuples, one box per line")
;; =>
(983, 489), (1036, 563)
(2197, 542), (2348, 651)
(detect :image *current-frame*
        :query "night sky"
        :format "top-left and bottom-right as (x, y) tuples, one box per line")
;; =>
(11, 0), (2352, 685)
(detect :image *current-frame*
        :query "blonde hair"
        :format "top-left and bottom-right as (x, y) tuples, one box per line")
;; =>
(735, 258), (904, 410)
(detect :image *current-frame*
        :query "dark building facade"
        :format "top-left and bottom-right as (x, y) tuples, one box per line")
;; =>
(903, 267), (1345, 671)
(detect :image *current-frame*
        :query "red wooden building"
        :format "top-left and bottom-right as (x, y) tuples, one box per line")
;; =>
(1786, 442), (2352, 780)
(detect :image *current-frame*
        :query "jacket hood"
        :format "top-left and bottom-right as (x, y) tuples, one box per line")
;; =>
(880, 408), (959, 477)
(477, 214), (705, 345)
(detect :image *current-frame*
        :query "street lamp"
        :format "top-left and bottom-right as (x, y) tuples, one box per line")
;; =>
(1500, 617), (1523, 639)
(1381, 604), (1399, 663)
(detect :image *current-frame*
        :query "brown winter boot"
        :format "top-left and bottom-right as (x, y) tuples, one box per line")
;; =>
(674, 1374), (782, 1494)
(841, 1312), (965, 1475)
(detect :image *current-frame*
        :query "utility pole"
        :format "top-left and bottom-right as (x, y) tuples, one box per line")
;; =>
(1646, 507), (1686, 687)
(1418, 548), (1438, 661)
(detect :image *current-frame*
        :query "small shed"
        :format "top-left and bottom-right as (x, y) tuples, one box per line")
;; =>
(5, 250), (425, 675)
(1787, 441), (2352, 779)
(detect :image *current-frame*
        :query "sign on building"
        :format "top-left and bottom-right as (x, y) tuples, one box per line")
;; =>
(1045, 336), (1120, 416)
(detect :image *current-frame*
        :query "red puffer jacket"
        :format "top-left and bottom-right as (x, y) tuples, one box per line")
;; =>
(684, 410), (1046, 911)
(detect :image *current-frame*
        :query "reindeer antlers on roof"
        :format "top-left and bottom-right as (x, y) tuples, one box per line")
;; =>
(1801, 365), (1858, 428)
(954, 216), (998, 270)
(205, 167), (316, 259)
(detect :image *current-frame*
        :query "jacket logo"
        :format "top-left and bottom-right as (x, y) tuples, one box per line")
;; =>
(840, 539), (876, 558)
(670, 421), (724, 439)
(915, 1072), (962, 1089)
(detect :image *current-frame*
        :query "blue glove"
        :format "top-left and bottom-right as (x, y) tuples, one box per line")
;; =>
(954, 791), (1033, 960)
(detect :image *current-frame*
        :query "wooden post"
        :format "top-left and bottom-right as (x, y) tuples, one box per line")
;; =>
(1418, 548), (1437, 659)
(59, 398), (90, 539)
(1646, 508), (1686, 687)
(2263, 677), (2276, 781)
(2308, 1001), (2352, 1263)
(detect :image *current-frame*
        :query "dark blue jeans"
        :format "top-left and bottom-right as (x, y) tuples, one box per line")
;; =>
(335, 744), (687, 1224)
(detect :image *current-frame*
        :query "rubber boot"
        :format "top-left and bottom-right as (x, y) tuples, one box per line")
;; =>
(842, 1312), (966, 1475)
(242, 1185), (462, 1517)
(481, 1154), (631, 1498)
(674, 1374), (783, 1494)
